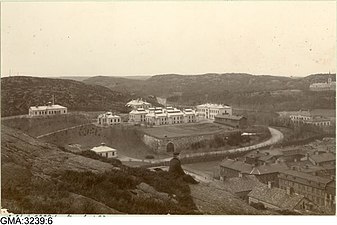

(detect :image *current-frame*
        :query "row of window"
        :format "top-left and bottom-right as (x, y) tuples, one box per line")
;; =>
(32, 110), (66, 115)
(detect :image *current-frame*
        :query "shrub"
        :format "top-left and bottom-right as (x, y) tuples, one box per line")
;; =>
(145, 155), (155, 159)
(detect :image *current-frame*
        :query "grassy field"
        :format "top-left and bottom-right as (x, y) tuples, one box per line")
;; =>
(141, 122), (234, 138)
(1, 113), (92, 137)
(40, 124), (168, 160)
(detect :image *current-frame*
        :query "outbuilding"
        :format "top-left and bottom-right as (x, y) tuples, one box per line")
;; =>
(90, 143), (118, 158)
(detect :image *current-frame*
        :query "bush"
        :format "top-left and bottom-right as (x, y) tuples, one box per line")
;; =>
(78, 150), (122, 166)
(145, 155), (155, 159)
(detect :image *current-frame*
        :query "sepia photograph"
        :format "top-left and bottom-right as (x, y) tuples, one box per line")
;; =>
(0, 0), (336, 220)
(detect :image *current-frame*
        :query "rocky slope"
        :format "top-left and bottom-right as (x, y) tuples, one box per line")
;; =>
(1, 124), (264, 214)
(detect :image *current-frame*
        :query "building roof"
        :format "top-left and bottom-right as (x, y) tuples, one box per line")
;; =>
(29, 104), (66, 111)
(197, 103), (231, 109)
(98, 113), (120, 119)
(91, 144), (117, 153)
(279, 169), (331, 186)
(215, 114), (245, 121)
(220, 159), (253, 173)
(249, 163), (288, 175)
(129, 109), (148, 115)
(248, 186), (305, 210)
(222, 175), (265, 194)
(221, 159), (288, 175)
(309, 152), (336, 164)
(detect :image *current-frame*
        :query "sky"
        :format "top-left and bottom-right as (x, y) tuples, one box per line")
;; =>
(1, 1), (336, 77)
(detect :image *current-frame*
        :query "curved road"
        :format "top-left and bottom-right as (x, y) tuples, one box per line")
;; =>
(36, 124), (284, 164)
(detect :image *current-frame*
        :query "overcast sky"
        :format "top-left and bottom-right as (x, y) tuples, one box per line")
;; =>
(1, 1), (336, 77)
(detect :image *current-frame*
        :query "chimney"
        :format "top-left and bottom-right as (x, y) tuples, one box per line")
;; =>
(268, 181), (272, 189)
(314, 151), (319, 155)
(239, 172), (243, 178)
(286, 187), (293, 195)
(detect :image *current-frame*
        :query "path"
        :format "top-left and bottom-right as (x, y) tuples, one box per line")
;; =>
(36, 123), (92, 139)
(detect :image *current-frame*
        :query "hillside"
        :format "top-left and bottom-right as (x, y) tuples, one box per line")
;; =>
(83, 73), (336, 111)
(1, 124), (264, 214)
(1, 76), (130, 117)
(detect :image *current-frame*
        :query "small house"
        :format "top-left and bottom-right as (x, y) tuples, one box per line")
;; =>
(91, 143), (117, 158)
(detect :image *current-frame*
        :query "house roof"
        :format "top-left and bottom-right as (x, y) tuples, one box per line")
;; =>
(91, 145), (117, 153)
(29, 104), (66, 110)
(248, 186), (305, 210)
(309, 152), (336, 163)
(223, 175), (265, 194)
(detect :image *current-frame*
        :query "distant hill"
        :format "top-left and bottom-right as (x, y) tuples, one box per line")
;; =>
(56, 75), (151, 81)
(1, 76), (130, 117)
(83, 76), (146, 94)
(83, 73), (336, 111)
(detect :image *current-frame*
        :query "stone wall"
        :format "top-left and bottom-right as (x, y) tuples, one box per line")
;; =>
(142, 130), (238, 153)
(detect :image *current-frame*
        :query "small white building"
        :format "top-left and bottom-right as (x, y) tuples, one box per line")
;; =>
(91, 143), (117, 158)
(126, 98), (152, 110)
(97, 112), (121, 126)
(196, 103), (232, 120)
(129, 108), (148, 124)
(29, 102), (67, 117)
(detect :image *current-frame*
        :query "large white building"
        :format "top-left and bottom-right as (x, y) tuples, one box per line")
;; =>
(309, 78), (336, 91)
(279, 110), (332, 127)
(129, 108), (148, 124)
(129, 106), (197, 126)
(196, 103), (232, 120)
(29, 102), (67, 117)
(126, 98), (152, 110)
(97, 112), (121, 126)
